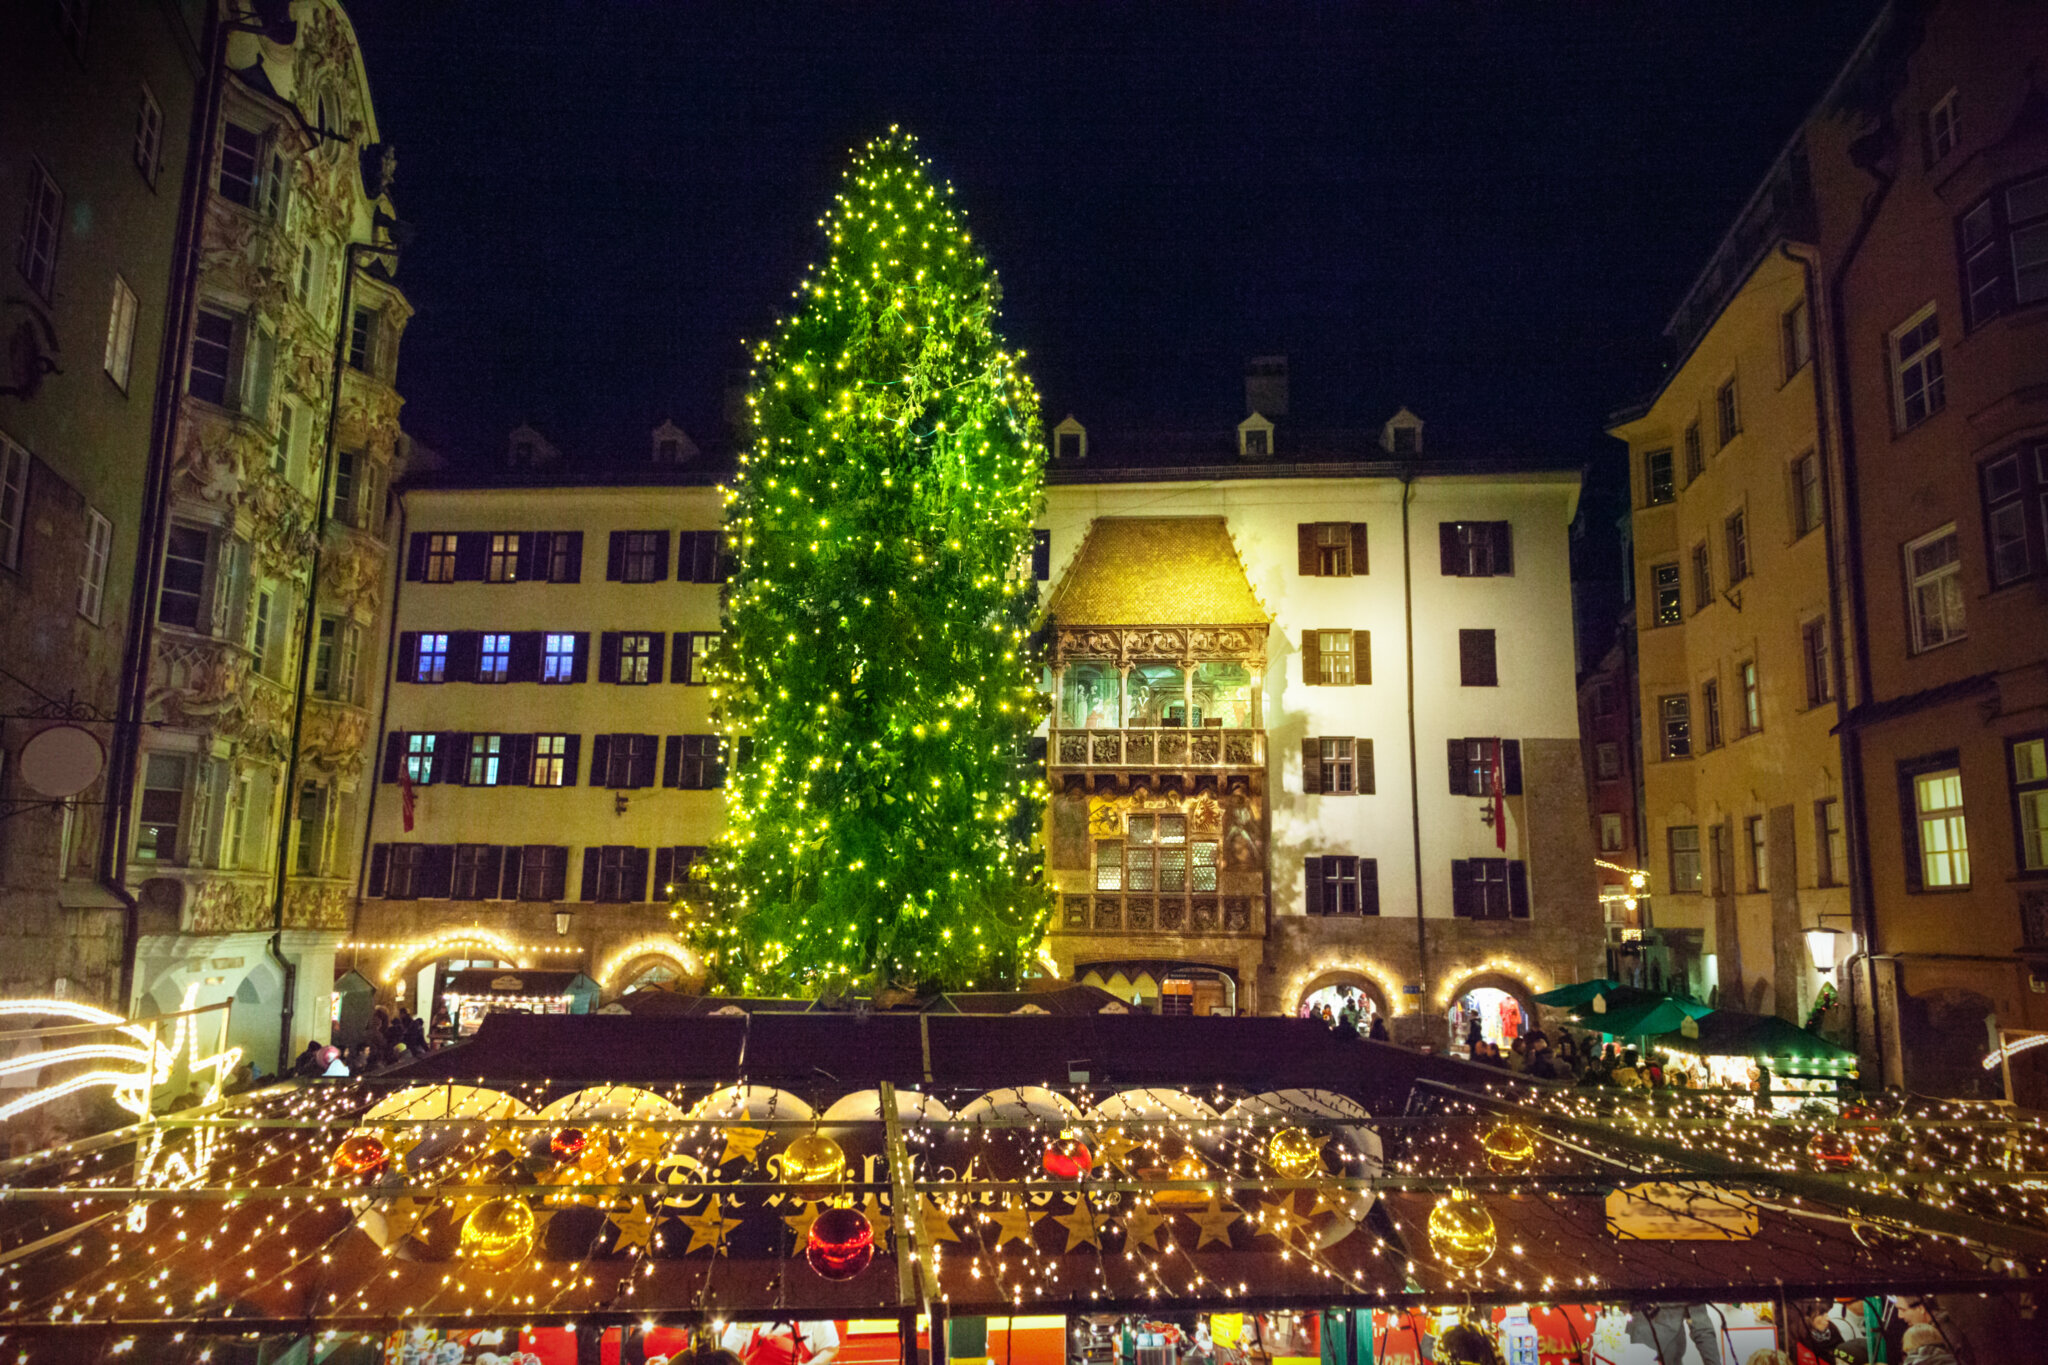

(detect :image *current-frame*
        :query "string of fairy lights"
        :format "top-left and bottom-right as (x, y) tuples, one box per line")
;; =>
(0, 1073), (2042, 1361)
(692, 127), (1053, 997)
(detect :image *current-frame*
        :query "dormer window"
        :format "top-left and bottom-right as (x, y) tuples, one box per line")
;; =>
(1238, 413), (1274, 459)
(1391, 427), (1417, 454)
(1244, 428), (1268, 456)
(513, 440), (535, 464)
(1053, 415), (1087, 462)
(1380, 407), (1425, 454)
(657, 438), (680, 461)
(651, 421), (697, 465)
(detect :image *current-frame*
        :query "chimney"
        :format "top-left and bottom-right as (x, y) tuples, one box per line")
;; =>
(1245, 355), (1288, 418)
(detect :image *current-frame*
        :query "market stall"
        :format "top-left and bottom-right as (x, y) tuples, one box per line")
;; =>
(433, 968), (601, 1038)
(0, 1011), (2035, 1363)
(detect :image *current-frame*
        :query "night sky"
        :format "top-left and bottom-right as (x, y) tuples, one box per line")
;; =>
(346, 1), (1882, 471)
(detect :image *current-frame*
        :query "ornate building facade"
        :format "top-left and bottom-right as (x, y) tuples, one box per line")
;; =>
(127, 0), (408, 1071)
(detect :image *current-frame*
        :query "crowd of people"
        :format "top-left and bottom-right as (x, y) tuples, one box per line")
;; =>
(1458, 1020), (1703, 1089)
(289, 1004), (433, 1079)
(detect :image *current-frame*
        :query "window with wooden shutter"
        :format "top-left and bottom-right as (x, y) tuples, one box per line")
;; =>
(606, 531), (626, 581)
(581, 847), (602, 901)
(1508, 861), (1530, 918)
(393, 632), (418, 682)
(1450, 858), (1475, 916)
(405, 532), (430, 581)
(1301, 631), (1321, 686)
(1301, 738), (1322, 794)
(598, 632), (622, 683)
(1298, 524), (1320, 576)
(453, 533), (489, 581)
(368, 843), (390, 896)
(419, 844), (456, 898)
(1303, 855), (1324, 914)
(570, 632), (590, 683)
(1360, 858), (1381, 914)
(380, 732), (404, 783)
(590, 735), (612, 787)
(509, 632), (542, 682)
(630, 734), (658, 789)
(1458, 629), (1498, 686)
(447, 631), (481, 683)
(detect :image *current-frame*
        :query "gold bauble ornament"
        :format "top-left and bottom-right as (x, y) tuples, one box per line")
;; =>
(779, 1132), (849, 1199)
(1151, 1152), (1214, 1207)
(1427, 1192), (1497, 1271)
(460, 1196), (537, 1269)
(1266, 1127), (1327, 1180)
(1481, 1122), (1537, 1172)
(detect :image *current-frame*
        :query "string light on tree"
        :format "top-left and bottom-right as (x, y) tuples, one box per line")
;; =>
(691, 127), (1052, 996)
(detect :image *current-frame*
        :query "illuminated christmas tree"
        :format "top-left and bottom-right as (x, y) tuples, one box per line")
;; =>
(691, 129), (1051, 996)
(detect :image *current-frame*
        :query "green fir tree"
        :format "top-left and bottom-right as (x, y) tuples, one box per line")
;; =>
(690, 130), (1051, 996)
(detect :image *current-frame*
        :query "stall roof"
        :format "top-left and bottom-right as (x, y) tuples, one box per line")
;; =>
(440, 969), (597, 996)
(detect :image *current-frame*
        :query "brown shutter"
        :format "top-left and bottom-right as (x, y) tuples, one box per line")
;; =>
(569, 632), (590, 682)
(589, 734), (612, 787)
(1502, 739), (1523, 795)
(501, 733), (533, 787)
(1353, 630), (1370, 685)
(420, 844), (455, 898)
(405, 533), (430, 581)
(1298, 524), (1318, 576)
(1491, 521), (1514, 575)
(1360, 858), (1380, 915)
(606, 531), (626, 580)
(627, 847), (651, 902)
(1302, 737), (1321, 794)
(1358, 738), (1375, 795)
(653, 846), (674, 895)
(662, 735), (683, 789)
(1508, 860), (1530, 918)
(560, 734), (580, 786)
(381, 732), (404, 783)
(516, 533), (543, 581)
(581, 848), (601, 901)
(671, 632), (690, 683)
(631, 735), (658, 789)
(453, 533), (489, 581)
(368, 844), (390, 896)
(447, 630), (481, 683)
(1898, 765), (1924, 893)
(1304, 856), (1325, 915)
(436, 733), (469, 784)
(1449, 738), (1467, 795)
(508, 631), (542, 682)
(393, 632), (418, 681)
(645, 635), (665, 684)
(1301, 630), (1321, 686)
(1439, 523), (1461, 576)
(560, 531), (584, 582)
(598, 632), (621, 683)
(1349, 522), (1369, 576)
(1450, 859), (1475, 917)
(499, 847), (526, 900)
(542, 847), (569, 901)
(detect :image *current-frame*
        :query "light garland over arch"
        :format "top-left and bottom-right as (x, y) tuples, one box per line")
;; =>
(377, 930), (535, 987)
(1282, 959), (1409, 1018)
(597, 937), (706, 992)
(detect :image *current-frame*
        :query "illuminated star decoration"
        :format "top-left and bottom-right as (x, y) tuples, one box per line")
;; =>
(1190, 1196), (1241, 1249)
(620, 1127), (672, 1167)
(719, 1125), (772, 1168)
(1257, 1194), (1311, 1244)
(377, 1126), (426, 1168)
(919, 1196), (962, 1244)
(1092, 1128), (1140, 1170)
(987, 1196), (1044, 1249)
(679, 1195), (742, 1256)
(1123, 1206), (1170, 1252)
(860, 1193), (894, 1246)
(783, 1199), (822, 1253)
(1053, 1195), (1105, 1251)
(378, 1196), (432, 1244)
(608, 1201), (658, 1253)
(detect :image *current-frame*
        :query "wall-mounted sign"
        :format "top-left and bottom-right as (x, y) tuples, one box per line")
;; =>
(1605, 1182), (1757, 1240)
(18, 724), (104, 798)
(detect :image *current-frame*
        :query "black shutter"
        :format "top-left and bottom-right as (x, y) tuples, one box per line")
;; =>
(500, 847), (526, 900)
(1502, 739), (1523, 796)
(1298, 524), (1318, 576)
(502, 733), (534, 787)
(420, 844), (456, 898)
(645, 635), (664, 684)
(454, 533), (489, 581)
(1302, 738), (1321, 795)
(631, 735), (658, 789)
(1439, 523), (1461, 576)
(381, 732), (404, 783)
(1301, 631), (1321, 686)
(1460, 629), (1497, 687)
(508, 631), (542, 682)
(677, 532), (694, 581)
(672, 632), (691, 684)
(1491, 521), (1514, 576)
(1354, 630), (1371, 685)
(626, 846), (651, 902)
(394, 632), (418, 682)
(544, 847), (569, 901)
(1361, 858), (1380, 915)
(653, 846), (674, 895)
(1359, 738), (1376, 795)
(606, 531), (626, 581)
(650, 531), (671, 580)
(478, 845), (506, 899)
(580, 848), (601, 901)
(561, 531), (584, 582)
(1508, 860), (1530, 918)
(437, 732), (469, 784)
(1449, 738), (1467, 795)
(663, 735), (683, 789)
(1349, 522), (1369, 576)
(1303, 856), (1324, 915)
(561, 734), (581, 786)
(590, 734), (612, 787)
(714, 538), (732, 583)
(405, 532), (430, 581)
(368, 843), (390, 896)
(448, 630), (481, 683)
(569, 632), (590, 683)
(1899, 765), (1924, 893)
(517, 532), (543, 582)
(1450, 859), (1474, 917)
(1032, 529), (1051, 581)
(598, 632), (621, 683)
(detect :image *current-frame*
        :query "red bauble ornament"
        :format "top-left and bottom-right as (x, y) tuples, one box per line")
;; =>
(332, 1132), (389, 1176)
(1809, 1129), (1858, 1171)
(550, 1127), (588, 1160)
(1043, 1130), (1094, 1180)
(807, 1205), (876, 1281)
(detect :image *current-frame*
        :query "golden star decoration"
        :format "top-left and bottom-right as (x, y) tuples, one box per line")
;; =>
(783, 1199), (822, 1254)
(1053, 1196), (1106, 1251)
(718, 1125), (772, 1167)
(620, 1127), (672, 1167)
(918, 1196), (962, 1244)
(987, 1197), (1044, 1249)
(1123, 1206), (1170, 1252)
(1092, 1128), (1140, 1170)
(1310, 1188), (1364, 1222)
(1256, 1194), (1311, 1244)
(1190, 1196), (1241, 1249)
(377, 1127), (426, 1168)
(679, 1195), (742, 1255)
(608, 1201), (658, 1253)
(860, 1193), (893, 1246)
(482, 1126), (528, 1162)
(379, 1196), (432, 1243)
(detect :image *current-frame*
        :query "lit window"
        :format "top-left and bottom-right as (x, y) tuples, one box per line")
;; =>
(620, 633), (654, 684)
(415, 632), (448, 683)
(1317, 630), (1354, 685)
(543, 633), (577, 682)
(1652, 563), (1681, 626)
(424, 533), (457, 583)
(1094, 840), (1123, 892)
(1740, 660), (1761, 733)
(103, 275), (138, 391)
(1905, 525), (1965, 652)
(1660, 694), (1691, 760)
(1667, 825), (1701, 893)
(2013, 737), (2048, 873)
(479, 633), (511, 683)
(403, 733), (436, 784)
(532, 734), (568, 787)
(1913, 767), (1970, 888)
(77, 509), (111, 624)
(1891, 306), (1946, 429)
(488, 533), (520, 582)
(1319, 738), (1354, 794)
(1645, 449), (1674, 505)
(1747, 814), (1768, 892)
(467, 734), (502, 786)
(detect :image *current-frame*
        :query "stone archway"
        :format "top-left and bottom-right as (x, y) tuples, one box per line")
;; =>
(596, 937), (705, 1002)
(1442, 970), (1538, 1052)
(1294, 971), (1390, 1025)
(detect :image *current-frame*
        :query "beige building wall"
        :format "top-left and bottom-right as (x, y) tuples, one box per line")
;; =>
(1614, 249), (1850, 1021)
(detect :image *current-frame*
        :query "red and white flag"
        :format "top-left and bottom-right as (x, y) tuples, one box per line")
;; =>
(399, 764), (417, 833)
(1491, 738), (1507, 851)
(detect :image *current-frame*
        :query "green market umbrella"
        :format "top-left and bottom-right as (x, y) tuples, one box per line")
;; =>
(1663, 1010), (1856, 1063)
(1570, 995), (1707, 1039)
(1531, 979), (1623, 1009)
